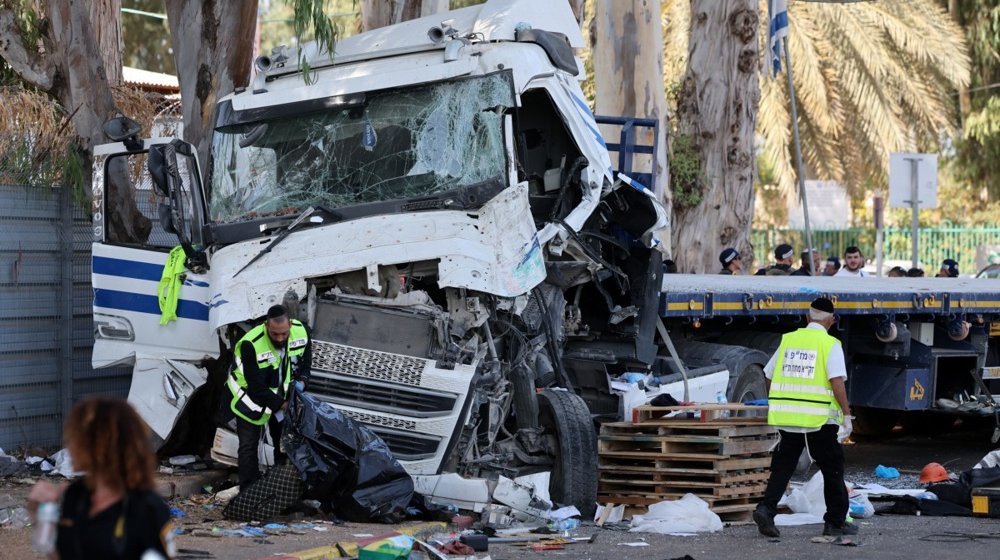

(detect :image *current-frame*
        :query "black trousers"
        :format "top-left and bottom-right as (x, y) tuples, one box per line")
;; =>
(759, 423), (849, 526)
(236, 414), (286, 490)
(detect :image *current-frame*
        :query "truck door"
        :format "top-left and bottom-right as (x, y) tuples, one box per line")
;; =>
(91, 138), (217, 369)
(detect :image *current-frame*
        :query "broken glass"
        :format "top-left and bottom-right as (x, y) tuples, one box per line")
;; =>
(210, 72), (514, 224)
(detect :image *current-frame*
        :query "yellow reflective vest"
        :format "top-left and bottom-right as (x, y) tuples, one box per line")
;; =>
(767, 327), (844, 429)
(227, 320), (308, 425)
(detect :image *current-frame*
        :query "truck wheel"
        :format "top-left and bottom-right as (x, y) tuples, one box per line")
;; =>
(538, 389), (597, 517)
(852, 406), (899, 436)
(730, 363), (767, 403)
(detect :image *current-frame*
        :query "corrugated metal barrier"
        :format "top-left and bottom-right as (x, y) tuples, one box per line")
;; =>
(0, 183), (130, 452)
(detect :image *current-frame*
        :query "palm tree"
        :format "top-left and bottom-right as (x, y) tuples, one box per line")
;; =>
(664, 0), (970, 202)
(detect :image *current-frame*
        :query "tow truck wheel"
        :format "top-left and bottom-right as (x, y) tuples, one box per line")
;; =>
(538, 389), (598, 517)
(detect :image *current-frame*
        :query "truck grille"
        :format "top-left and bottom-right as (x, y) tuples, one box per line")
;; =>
(367, 428), (440, 461)
(312, 340), (424, 386)
(308, 372), (457, 417)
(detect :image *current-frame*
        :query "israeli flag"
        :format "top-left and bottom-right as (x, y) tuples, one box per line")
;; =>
(768, 0), (789, 77)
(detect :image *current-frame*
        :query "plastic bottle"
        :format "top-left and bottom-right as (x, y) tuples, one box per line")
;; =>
(32, 502), (59, 554)
(715, 391), (731, 418)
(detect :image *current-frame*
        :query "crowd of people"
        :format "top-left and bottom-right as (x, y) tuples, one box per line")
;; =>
(716, 244), (961, 278)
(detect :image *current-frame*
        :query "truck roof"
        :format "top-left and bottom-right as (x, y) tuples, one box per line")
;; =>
(660, 274), (1000, 317)
(265, 0), (584, 78)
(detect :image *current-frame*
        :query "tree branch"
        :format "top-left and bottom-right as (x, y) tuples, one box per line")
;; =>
(0, 9), (54, 90)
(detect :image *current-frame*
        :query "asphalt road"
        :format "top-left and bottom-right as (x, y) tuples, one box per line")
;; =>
(1, 422), (998, 559)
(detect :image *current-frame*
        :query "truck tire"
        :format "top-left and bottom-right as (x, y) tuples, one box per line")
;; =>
(717, 331), (782, 356)
(730, 363), (767, 403)
(673, 341), (769, 403)
(852, 406), (899, 436)
(538, 389), (597, 517)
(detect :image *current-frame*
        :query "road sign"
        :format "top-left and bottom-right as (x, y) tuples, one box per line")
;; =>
(888, 153), (938, 209)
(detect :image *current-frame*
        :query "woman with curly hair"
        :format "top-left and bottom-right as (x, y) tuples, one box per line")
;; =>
(28, 397), (176, 559)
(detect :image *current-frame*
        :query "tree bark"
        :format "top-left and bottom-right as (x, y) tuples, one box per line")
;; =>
(567, 0), (584, 25)
(671, 0), (759, 273)
(949, 0), (970, 120)
(590, 0), (671, 255)
(363, 0), (444, 32)
(43, 0), (149, 243)
(90, 0), (123, 86)
(165, 0), (258, 188)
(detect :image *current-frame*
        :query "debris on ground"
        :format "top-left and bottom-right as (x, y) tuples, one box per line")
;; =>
(875, 465), (900, 479)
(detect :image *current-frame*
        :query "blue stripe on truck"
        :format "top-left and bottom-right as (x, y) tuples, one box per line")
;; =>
(94, 288), (210, 321)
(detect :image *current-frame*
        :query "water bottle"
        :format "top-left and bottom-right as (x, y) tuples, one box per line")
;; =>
(715, 391), (731, 418)
(32, 502), (59, 554)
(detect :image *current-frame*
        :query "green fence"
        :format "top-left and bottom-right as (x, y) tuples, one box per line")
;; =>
(751, 227), (1000, 276)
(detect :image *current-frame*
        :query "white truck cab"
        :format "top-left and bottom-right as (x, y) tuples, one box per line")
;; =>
(91, 0), (670, 514)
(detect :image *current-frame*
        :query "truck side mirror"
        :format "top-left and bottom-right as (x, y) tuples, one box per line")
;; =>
(147, 144), (171, 197)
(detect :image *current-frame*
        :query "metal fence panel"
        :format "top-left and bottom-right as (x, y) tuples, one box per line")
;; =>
(0, 183), (131, 452)
(752, 227), (1000, 275)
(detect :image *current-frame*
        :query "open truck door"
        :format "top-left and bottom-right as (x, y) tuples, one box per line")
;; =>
(92, 119), (218, 444)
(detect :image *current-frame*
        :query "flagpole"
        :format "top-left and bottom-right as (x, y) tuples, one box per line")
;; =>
(782, 36), (816, 275)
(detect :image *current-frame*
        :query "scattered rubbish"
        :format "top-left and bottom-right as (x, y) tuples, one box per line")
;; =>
(553, 517), (580, 533)
(629, 494), (723, 535)
(848, 492), (875, 519)
(549, 505), (580, 521)
(493, 476), (551, 521)
(459, 533), (489, 551)
(50, 448), (78, 478)
(594, 503), (625, 526)
(169, 455), (198, 466)
(284, 390), (413, 523)
(0, 454), (27, 477)
(169, 507), (187, 518)
(353, 533), (375, 538)
(263, 523), (288, 530)
(451, 514), (475, 530)
(618, 541), (650, 547)
(0, 506), (31, 528)
(358, 534), (414, 560)
(213, 486), (239, 503)
(975, 449), (1000, 469)
(875, 465), (900, 479)
(811, 535), (858, 546)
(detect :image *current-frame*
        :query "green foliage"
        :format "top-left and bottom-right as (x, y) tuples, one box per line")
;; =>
(669, 132), (703, 210)
(63, 144), (87, 209)
(282, 0), (353, 82)
(941, 0), (1000, 204)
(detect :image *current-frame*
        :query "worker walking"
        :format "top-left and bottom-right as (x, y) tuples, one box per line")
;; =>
(753, 297), (856, 538)
(226, 304), (312, 491)
(718, 248), (742, 275)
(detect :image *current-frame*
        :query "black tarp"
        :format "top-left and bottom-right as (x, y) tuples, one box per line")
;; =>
(282, 389), (414, 523)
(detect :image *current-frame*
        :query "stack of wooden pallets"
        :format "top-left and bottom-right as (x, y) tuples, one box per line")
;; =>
(597, 404), (776, 521)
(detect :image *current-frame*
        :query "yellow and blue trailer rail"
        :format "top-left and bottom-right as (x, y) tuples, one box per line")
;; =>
(659, 275), (1000, 319)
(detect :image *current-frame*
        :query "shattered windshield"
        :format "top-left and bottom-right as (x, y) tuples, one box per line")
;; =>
(210, 72), (513, 223)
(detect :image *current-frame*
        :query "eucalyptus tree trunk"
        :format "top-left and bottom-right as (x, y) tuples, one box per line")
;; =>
(362, 0), (448, 31)
(0, 0), (149, 242)
(90, 0), (123, 86)
(590, 0), (671, 255)
(164, 1), (259, 183)
(672, 0), (759, 273)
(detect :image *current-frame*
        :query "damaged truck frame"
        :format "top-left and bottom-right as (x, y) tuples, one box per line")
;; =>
(90, 0), (1000, 517)
(91, 1), (679, 515)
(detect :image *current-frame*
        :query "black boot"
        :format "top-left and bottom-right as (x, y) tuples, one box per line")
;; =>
(753, 505), (780, 538)
(823, 521), (859, 536)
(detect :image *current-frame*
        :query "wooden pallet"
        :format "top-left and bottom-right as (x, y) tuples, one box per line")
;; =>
(598, 407), (776, 522)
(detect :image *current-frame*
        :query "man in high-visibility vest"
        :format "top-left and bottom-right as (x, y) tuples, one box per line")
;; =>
(753, 297), (855, 538)
(227, 304), (312, 490)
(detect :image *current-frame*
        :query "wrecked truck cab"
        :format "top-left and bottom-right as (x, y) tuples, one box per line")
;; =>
(91, 0), (671, 516)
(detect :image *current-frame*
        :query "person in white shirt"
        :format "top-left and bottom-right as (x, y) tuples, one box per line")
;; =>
(834, 246), (868, 277)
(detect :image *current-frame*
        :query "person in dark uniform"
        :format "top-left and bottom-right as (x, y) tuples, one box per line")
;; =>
(792, 248), (821, 276)
(718, 248), (742, 275)
(936, 258), (959, 278)
(225, 304), (312, 490)
(756, 243), (795, 276)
